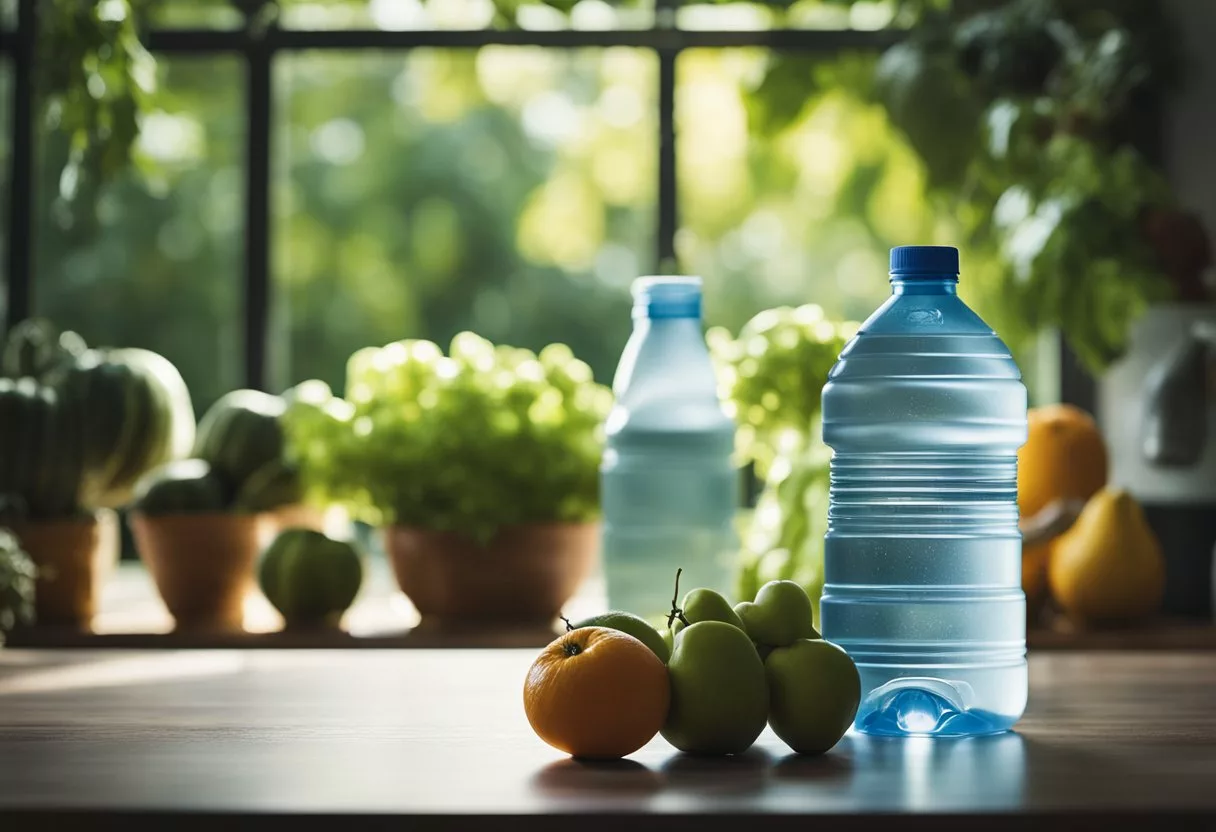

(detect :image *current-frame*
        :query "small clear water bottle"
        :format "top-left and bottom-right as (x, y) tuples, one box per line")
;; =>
(600, 277), (739, 619)
(820, 246), (1028, 737)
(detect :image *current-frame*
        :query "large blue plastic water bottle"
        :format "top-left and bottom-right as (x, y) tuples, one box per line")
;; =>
(601, 277), (739, 618)
(820, 246), (1028, 737)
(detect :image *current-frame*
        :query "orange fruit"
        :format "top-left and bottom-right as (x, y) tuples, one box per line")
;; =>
(1018, 404), (1108, 519)
(524, 626), (669, 759)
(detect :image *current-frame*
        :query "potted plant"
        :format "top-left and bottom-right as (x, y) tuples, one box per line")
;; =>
(283, 333), (611, 627)
(129, 388), (315, 632)
(0, 319), (195, 630)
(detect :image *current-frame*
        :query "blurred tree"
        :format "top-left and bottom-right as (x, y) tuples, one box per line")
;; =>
(271, 47), (653, 394)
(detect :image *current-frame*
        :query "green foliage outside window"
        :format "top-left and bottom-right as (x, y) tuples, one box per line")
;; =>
(28, 0), (1206, 406)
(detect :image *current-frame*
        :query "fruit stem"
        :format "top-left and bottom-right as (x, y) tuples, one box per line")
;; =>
(666, 567), (690, 630)
(560, 616), (573, 633)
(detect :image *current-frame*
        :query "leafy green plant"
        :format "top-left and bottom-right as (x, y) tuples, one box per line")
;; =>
(0, 529), (36, 645)
(708, 305), (858, 613)
(282, 333), (613, 542)
(709, 304), (857, 478)
(865, 0), (1208, 371)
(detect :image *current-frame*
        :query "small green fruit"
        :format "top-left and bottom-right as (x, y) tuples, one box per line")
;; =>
(573, 611), (669, 663)
(662, 621), (769, 756)
(765, 639), (861, 754)
(682, 588), (746, 631)
(743, 580), (818, 647)
(735, 603), (773, 659)
(734, 601), (754, 636)
(259, 528), (363, 628)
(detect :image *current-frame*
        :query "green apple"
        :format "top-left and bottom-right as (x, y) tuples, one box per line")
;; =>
(661, 621), (769, 755)
(734, 601), (755, 636)
(742, 580), (819, 647)
(734, 603), (775, 661)
(682, 588), (746, 630)
(572, 611), (669, 663)
(765, 638), (861, 754)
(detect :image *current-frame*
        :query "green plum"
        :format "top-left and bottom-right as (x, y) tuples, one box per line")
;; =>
(765, 638), (861, 754)
(735, 602), (775, 661)
(662, 627), (675, 656)
(734, 601), (755, 636)
(572, 611), (669, 663)
(741, 580), (819, 648)
(661, 621), (769, 755)
(681, 588), (746, 631)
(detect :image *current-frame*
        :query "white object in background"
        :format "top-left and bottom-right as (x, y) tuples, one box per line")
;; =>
(1100, 304), (1216, 504)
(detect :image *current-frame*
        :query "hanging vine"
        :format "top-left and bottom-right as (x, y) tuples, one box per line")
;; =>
(36, 0), (160, 216)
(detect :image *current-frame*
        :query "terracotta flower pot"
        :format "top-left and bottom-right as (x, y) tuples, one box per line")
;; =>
(10, 509), (119, 630)
(130, 512), (264, 633)
(385, 523), (599, 626)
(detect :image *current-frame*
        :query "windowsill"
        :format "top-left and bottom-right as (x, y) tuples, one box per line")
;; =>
(8, 558), (611, 649)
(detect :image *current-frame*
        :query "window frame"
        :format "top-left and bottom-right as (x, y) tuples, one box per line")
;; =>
(2, 0), (1088, 406)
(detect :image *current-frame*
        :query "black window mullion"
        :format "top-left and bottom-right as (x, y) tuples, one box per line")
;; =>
(242, 18), (273, 392)
(656, 46), (677, 273)
(149, 28), (903, 54)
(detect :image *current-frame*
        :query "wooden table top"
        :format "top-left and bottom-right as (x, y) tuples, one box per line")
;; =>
(1, 649), (1214, 830)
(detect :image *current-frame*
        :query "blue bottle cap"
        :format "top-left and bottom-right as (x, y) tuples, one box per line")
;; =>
(632, 276), (702, 319)
(889, 245), (960, 278)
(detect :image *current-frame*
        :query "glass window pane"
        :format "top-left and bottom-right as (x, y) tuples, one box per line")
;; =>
(273, 47), (657, 390)
(278, 0), (655, 32)
(677, 49), (904, 329)
(149, 0), (246, 29)
(34, 56), (245, 414)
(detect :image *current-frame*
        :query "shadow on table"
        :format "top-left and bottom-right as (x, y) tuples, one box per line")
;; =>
(659, 746), (774, 796)
(770, 747), (855, 782)
(530, 758), (665, 800)
(529, 731), (1044, 811)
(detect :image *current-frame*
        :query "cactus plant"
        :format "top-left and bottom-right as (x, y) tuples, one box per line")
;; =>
(0, 321), (197, 517)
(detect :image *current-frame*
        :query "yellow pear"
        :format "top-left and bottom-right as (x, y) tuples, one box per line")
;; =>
(1048, 488), (1165, 626)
